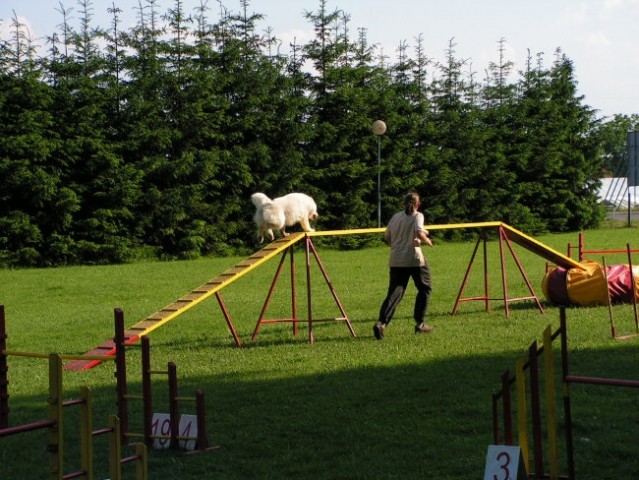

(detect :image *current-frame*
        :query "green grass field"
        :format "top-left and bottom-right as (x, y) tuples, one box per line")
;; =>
(1, 227), (639, 479)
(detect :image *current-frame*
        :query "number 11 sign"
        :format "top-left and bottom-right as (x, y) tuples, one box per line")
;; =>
(483, 445), (527, 480)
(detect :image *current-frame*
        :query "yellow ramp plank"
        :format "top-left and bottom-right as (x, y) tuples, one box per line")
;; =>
(126, 232), (306, 337)
(500, 223), (584, 270)
(308, 222), (502, 237)
(425, 221), (503, 231)
(314, 222), (581, 270)
(308, 227), (386, 236)
(337, 221), (582, 270)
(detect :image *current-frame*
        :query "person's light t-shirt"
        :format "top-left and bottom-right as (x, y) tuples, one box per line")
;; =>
(384, 211), (426, 267)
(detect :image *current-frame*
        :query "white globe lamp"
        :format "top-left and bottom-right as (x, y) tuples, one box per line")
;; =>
(372, 120), (386, 227)
(371, 120), (387, 136)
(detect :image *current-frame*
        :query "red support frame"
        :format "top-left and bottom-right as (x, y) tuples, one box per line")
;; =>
(452, 226), (544, 317)
(252, 236), (355, 344)
(215, 292), (242, 348)
(251, 245), (297, 341)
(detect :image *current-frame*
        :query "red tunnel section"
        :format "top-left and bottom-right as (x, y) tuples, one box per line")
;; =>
(543, 260), (639, 306)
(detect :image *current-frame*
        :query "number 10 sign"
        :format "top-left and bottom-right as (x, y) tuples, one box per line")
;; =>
(151, 413), (199, 451)
(483, 445), (527, 480)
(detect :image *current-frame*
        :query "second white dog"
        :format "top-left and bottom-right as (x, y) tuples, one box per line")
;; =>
(251, 192), (319, 243)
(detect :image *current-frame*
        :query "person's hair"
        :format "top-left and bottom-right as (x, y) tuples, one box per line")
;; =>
(403, 192), (420, 214)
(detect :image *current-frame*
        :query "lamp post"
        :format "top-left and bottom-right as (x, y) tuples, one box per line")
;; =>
(371, 120), (387, 227)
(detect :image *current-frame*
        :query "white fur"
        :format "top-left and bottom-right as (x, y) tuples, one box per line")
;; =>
(251, 192), (319, 243)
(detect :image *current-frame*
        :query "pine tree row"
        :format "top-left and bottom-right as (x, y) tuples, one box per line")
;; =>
(0, 0), (608, 267)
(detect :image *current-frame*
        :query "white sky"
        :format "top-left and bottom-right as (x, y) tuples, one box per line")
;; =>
(1, 0), (638, 119)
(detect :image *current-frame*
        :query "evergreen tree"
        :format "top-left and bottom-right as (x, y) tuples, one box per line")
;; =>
(304, 2), (393, 240)
(0, 73), (62, 266)
(595, 114), (639, 177)
(384, 36), (439, 223)
(430, 38), (490, 230)
(511, 50), (604, 232)
(0, 2), (616, 266)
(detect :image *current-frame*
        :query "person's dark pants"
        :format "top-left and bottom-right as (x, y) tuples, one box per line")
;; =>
(378, 264), (432, 326)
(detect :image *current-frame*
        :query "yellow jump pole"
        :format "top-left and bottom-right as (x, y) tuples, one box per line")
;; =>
(135, 443), (148, 480)
(79, 386), (94, 480)
(109, 415), (122, 480)
(515, 358), (530, 473)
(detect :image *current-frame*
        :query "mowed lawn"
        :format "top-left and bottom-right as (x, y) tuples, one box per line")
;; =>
(1, 227), (639, 479)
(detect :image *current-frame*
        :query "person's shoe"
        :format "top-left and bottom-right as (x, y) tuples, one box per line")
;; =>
(415, 323), (434, 334)
(373, 321), (385, 340)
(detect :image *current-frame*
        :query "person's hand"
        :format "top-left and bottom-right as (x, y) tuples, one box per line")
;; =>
(416, 232), (433, 247)
(420, 230), (433, 247)
(423, 236), (434, 248)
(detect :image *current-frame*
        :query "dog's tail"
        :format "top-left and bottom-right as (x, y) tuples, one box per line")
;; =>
(251, 192), (272, 208)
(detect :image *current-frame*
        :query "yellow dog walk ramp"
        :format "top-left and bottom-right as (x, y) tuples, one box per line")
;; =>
(65, 233), (306, 371)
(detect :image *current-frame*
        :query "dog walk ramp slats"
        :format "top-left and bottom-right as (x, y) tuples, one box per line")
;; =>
(122, 234), (306, 338)
(127, 320), (162, 331)
(65, 335), (140, 371)
(65, 232), (306, 371)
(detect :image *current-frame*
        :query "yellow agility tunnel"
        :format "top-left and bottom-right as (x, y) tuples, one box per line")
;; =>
(543, 260), (639, 307)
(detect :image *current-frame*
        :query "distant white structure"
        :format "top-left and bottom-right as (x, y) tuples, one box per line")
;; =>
(598, 177), (639, 207)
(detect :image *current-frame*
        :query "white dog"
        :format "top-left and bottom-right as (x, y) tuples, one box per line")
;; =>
(251, 192), (319, 243)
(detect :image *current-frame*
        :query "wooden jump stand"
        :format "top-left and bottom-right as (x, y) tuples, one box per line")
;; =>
(251, 235), (355, 344)
(570, 232), (639, 340)
(0, 306), (149, 479)
(493, 307), (639, 479)
(452, 225), (544, 317)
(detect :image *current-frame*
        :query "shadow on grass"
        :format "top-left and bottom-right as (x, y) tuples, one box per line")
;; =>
(2, 340), (638, 480)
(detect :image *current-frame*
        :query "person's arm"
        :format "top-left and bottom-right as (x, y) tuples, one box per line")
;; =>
(383, 216), (393, 245)
(414, 213), (433, 247)
(416, 229), (433, 247)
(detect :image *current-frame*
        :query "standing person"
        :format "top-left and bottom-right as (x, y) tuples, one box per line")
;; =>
(374, 192), (434, 340)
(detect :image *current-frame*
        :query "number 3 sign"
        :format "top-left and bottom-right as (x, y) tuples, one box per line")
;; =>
(483, 445), (527, 480)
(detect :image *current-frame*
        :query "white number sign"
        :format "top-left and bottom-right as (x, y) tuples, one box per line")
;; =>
(178, 414), (198, 451)
(483, 445), (527, 480)
(151, 413), (172, 449)
(151, 413), (200, 451)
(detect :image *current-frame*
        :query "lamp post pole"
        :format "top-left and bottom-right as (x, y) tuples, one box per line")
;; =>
(377, 135), (381, 227)
(371, 120), (387, 228)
